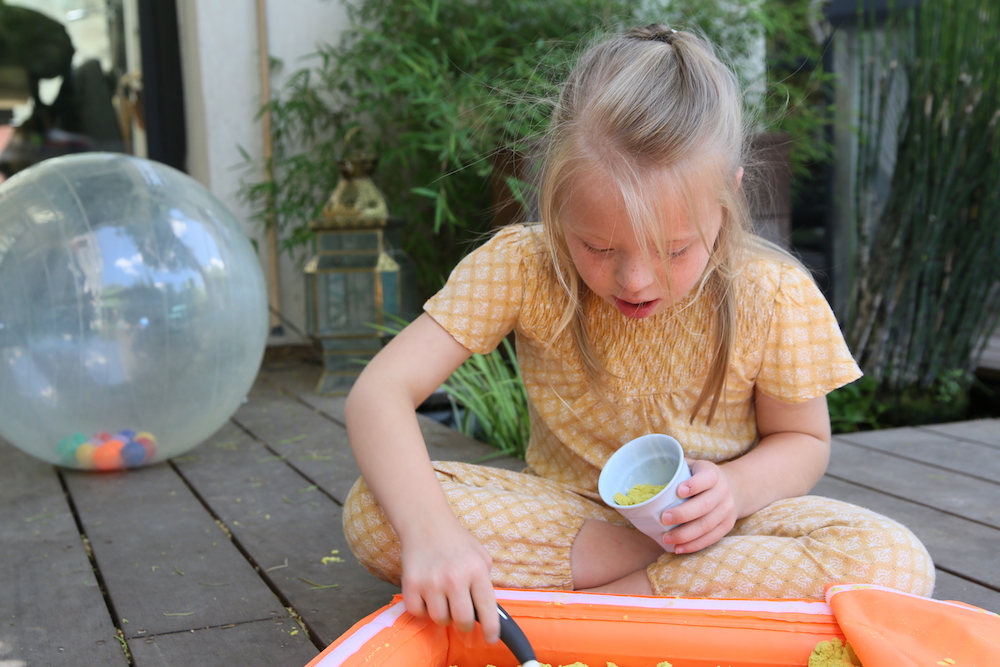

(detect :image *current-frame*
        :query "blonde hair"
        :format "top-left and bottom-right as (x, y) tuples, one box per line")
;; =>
(538, 24), (782, 425)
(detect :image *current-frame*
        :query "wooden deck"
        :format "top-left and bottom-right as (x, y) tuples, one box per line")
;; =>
(3, 354), (999, 666)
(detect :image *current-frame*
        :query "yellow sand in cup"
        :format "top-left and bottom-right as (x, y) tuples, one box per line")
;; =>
(613, 483), (667, 506)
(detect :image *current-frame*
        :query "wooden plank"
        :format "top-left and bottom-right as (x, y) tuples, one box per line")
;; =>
(835, 423), (1000, 484)
(826, 439), (1000, 528)
(0, 440), (130, 666)
(257, 362), (347, 423)
(62, 455), (292, 639)
(932, 570), (1000, 614)
(229, 379), (361, 503)
(256, 364), (524, 474)
(813, 476), (1000, 604)
(921, 418), (1000, 450)
(129, 617), (317, 667)
(171, 420), (399, 647)
(417, 414), (527, 473)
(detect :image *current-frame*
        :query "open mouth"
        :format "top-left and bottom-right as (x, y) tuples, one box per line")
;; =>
(614, 298), (659, 319)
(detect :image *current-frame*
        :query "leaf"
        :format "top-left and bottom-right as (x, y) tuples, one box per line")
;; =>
(411, 187), (440, 199)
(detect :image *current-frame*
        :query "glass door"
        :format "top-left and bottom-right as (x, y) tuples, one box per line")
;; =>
(0, 0), (147, 182)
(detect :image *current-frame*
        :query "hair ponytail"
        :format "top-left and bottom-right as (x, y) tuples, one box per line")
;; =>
(625, 23), (678, 45)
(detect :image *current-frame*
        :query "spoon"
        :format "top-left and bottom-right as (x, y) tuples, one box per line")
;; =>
(479, 603), (540, 667)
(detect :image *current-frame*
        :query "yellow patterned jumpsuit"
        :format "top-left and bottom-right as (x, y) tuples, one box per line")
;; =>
(343, 225), (935, 599)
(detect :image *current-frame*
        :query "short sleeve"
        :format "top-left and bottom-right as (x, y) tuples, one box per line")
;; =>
(755, 264), (862, 403)
(423, 225), (527, 354)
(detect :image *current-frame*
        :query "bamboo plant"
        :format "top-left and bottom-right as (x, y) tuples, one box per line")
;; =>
(847, 0), (1000, 414)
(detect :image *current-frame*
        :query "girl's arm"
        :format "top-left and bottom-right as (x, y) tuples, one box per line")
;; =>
(662, 390), (831, 554)
(344, 313), (501, 643)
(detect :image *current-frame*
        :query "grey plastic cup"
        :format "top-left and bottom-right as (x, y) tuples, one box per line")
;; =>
(598, 434), (692, 552)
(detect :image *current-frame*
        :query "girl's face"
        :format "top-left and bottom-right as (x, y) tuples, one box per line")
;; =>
(560, 165), (725, 320)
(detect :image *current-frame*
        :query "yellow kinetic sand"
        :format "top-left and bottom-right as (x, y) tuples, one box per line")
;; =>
(613, 483), (666, 506)
(807, 639), (860, 667)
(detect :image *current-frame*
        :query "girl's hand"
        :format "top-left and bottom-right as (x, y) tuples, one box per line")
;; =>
(398, 517), (500, 643)
(656, 393), (832, 554)
(658, 459), (739, 554)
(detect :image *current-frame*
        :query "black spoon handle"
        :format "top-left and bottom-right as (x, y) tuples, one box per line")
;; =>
(497, 603), (537, 665)
(475, 603), (538, 666)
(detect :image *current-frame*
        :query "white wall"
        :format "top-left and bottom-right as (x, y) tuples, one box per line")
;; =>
(176, 0), (349, 345)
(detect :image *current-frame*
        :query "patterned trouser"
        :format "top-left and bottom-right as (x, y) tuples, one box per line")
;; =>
(342, 461), (935, 599)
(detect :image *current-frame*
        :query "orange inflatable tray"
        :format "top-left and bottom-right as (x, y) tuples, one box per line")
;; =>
(306, 585), (1000, 667)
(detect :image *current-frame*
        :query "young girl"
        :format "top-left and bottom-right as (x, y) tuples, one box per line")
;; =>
(342, 24), (934, 644)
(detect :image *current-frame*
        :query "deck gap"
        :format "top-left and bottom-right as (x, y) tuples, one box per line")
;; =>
(917, 425), (1000, 451)
(834, 439), (1000, 487)
(166, 459), (329, 652)
(260, 374), (347, 429)
(822, 472), (1000, 531)
(934, 565), (1000, 595)
(125, 614), (297, 641)
(55, 467), (137, 667)
(228, 416), (346, 508)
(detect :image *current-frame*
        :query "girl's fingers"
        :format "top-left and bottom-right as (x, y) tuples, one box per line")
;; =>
(661, 486), (714, 526)
(447, 588), (476, 633)
(674, 508), (734, 553)
(678, 459), (718, 498)
(471, 576), (500, 643)
(404, 587), (494, 640)
(402, 586), (429, 620)
(424, 591), (452, 627)
(665, 499), (736, 553)
(673, 517), (732, 554)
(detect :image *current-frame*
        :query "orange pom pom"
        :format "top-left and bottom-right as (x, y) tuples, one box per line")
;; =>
(93, 439), (125, 471)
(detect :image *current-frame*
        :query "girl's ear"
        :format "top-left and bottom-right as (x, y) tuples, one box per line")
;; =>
(734, 167), (745, 190)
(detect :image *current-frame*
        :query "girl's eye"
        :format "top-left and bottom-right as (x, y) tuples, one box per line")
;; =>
(670, 246), (689, 259)
(582, 242), (611, 254)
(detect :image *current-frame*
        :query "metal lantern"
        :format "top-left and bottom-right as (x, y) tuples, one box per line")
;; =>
(305, 154), (417, 394)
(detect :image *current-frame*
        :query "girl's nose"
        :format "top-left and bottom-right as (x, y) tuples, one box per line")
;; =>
(616, 254), (656, 293)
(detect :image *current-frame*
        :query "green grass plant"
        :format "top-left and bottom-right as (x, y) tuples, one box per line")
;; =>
(827, 377), (885, 433)
(371, 317), (530, 458)
(442, 336), (530, 460)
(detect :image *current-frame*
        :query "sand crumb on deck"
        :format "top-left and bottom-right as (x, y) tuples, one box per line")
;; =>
(613, 483), (666, 505)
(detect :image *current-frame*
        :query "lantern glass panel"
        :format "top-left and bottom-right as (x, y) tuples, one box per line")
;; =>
(315, 271), (379, 335)
(380, 269), (400, 319)
(319, 231), (381, 253)
(305, 225), (413, 395)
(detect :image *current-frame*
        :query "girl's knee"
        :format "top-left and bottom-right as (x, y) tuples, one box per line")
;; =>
(342, 476), (403, 586)
(843, 515), (935, 596)
(644, 497), (936, 599)
(777, 497), (936, 597)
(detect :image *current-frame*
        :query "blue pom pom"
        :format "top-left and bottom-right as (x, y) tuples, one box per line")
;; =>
(121, 441), (148, 468)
